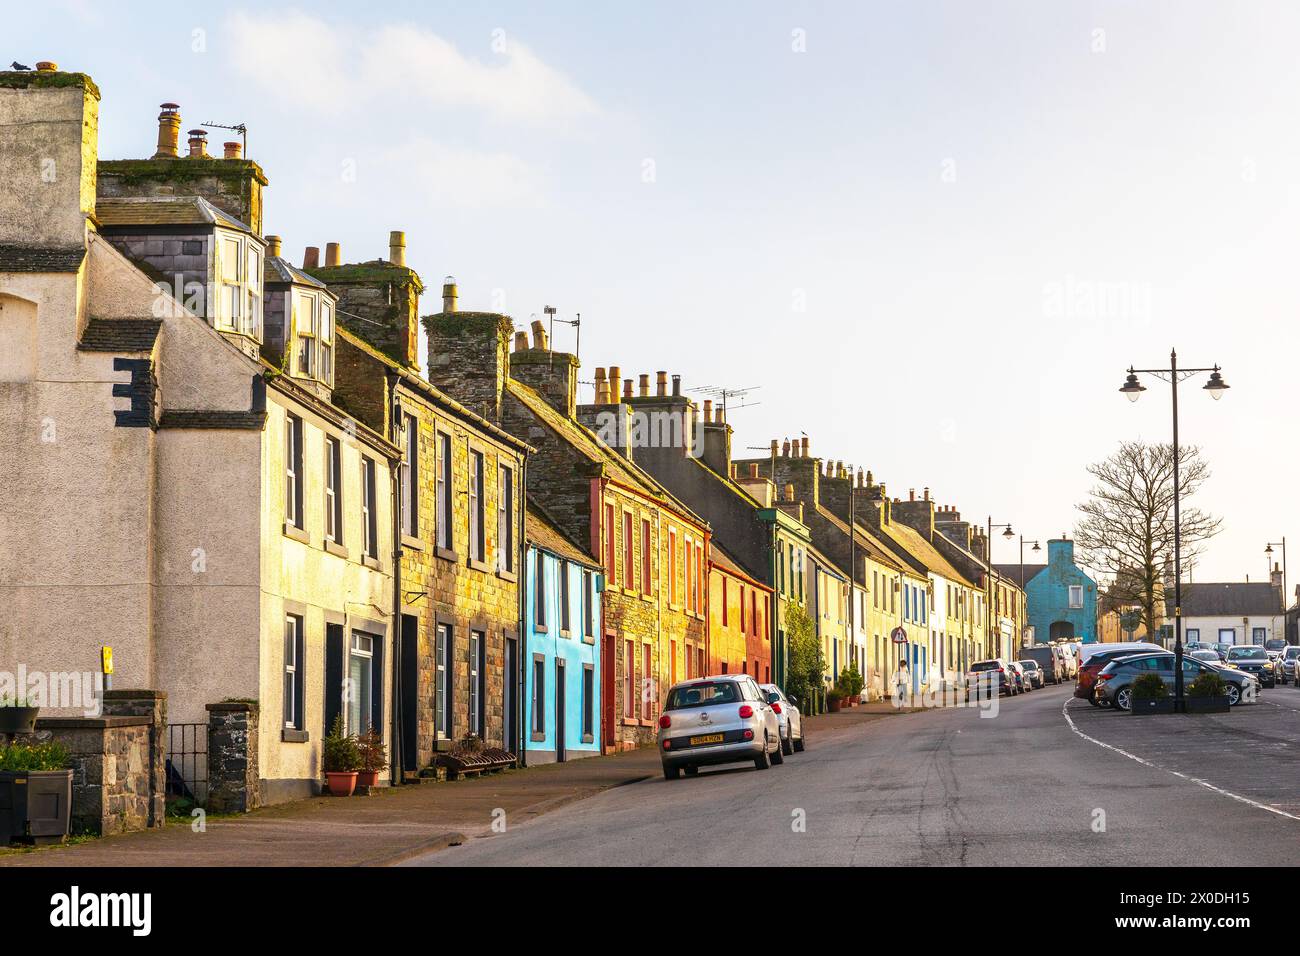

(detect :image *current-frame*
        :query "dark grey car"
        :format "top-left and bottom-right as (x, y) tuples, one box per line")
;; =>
(1094, 652), (1257, 710)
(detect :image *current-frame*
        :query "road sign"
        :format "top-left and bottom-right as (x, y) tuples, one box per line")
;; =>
(101, 646), (113, 675)
(890, 627), (907, 644)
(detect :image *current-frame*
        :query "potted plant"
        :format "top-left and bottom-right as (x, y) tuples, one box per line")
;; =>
(827, 688), (844, 713)
(0, 740), (73, 845)
(1129, 673), (1174, 714)
(1186, 671), (1231, 714)
(843, 661), (865, 705)
(356, 726), (388, 789)
(321, 716), (361, 796)
(0, 694), (39, 735)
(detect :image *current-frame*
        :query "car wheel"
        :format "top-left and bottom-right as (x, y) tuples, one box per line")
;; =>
(754, 735), (771, 771)
(793, 729), (805, 753)
(771, 734), (784, 765)
(1225, 683), (1242, 706)
(1114, 687), (1132, 712)
(1088, 697), (1100, 707)
(781, 729), (794, 757)
(663, 765), (680, 780)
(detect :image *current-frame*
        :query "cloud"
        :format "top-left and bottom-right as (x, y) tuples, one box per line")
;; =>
(381, 138), (545, 209)
(226, 11), (597, 125)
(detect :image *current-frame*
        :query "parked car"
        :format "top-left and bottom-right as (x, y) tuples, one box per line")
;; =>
(1280, 646), (1300, 684)
(967, 658), (1015, 698)
(1093, 652), (1257, 710)
(760, 683), (804, 755)
(1019, 645), (1064, 683)
(1225, 645), (1276, 688)
(1264, 639), (1288, 681)
(658, 675), (783, 779)
(1076, 648), (1161, 705)
(1008, 660), (1034, 691)
(1188, 649), (1223, 665)
(1017, 659), (1046, 689)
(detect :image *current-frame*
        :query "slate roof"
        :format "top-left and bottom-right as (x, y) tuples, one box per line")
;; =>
(526, 498), (601, 569)
(96, 196), (250, 231)
(505, 378), (705, 526)
(77, 317), (162, 352)
(1180, 582), (1283, 617)
(709, 540), (771, 590)
(158, 409), (267, 430)
(874, 517), (978, 586)
(815, 506), (905, 574)
(0, 244), (86, 273)
(265, 254), (327, 288)
(993, 563), (1046, 587)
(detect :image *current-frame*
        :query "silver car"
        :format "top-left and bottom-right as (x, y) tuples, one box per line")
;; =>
(658, 675), (783, 779)
(1017, 659), (1046, 689)
(760, 683), (804, 756)
(1280, 646), (1300, 684)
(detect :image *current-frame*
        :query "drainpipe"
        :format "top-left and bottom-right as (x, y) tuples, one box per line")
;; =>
(388, 373), (405, 786)
(517, 455), (528, 767)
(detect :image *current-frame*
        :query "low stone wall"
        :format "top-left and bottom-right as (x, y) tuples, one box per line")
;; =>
(206, 701), (261, 813)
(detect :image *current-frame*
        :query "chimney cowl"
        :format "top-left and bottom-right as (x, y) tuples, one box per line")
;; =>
(185, 128), (209, 159)
(671, 374), (681, 397)
(153, 103), (182, 159)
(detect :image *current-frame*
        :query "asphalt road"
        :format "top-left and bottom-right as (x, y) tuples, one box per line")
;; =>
(405, 682), (1300, 866)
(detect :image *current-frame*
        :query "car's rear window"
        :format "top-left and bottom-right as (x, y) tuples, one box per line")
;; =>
(1018, 660), (1039, 669)
(665, 682), (741, 710)
(970, 661), (1000, 672)
(1265, 640), (1286, 650)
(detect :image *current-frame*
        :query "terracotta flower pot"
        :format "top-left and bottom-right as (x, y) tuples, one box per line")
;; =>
(324, 771), (358, 796)
(828, 697), (842, 713)
(356, 770), (380, 788)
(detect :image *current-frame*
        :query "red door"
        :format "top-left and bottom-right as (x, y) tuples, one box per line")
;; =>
(601, 631), (615, 753)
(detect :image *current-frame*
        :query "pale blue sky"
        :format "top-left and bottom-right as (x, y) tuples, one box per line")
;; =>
(15, 1), (1300, 587)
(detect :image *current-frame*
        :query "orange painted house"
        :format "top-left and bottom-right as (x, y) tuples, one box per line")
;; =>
(709, 544), (773, 683)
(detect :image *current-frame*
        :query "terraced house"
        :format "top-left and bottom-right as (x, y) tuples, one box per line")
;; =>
(311, 247), (531, 773)
(424, 310), (709, 750)
(0, 71), (399, 805)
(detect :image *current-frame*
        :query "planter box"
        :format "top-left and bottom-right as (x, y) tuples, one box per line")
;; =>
(1185, 695), (1230, 714)
(0, 769), (73, 845)
(0, 707), (40, 735)
(1130, 697), (1175, 715)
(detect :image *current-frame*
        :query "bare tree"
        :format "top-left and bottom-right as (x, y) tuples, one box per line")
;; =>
(1073, 441), (1221, 635)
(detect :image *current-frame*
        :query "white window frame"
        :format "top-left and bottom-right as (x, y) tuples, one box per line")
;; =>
(1068, 585), (1084, 609)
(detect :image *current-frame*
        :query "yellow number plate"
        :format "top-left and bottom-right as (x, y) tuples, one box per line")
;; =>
(690, 733), (724, 745)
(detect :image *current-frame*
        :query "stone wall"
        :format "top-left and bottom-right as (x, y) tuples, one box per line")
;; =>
(206, 701), (261, 813)
(98, 157), (267, 234)
(31, 689), (166, 836)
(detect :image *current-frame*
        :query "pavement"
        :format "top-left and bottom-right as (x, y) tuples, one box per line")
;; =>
(0, 700), (909, 867)
(403, 682), (1300, 866)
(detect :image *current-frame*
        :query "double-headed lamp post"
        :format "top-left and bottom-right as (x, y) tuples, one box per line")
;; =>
(987, 519), (1015, 659)
(1019, 538), (1041, 647)
(1119, 349), (1228, 711)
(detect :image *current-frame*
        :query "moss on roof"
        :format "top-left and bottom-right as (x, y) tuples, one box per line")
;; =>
(0, 71), (100, 99)
(99, 157), (267, 187)
(309, 260), (424, 291)
(422, 311), (512, 340)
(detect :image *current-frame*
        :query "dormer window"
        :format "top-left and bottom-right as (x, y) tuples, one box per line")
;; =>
(291, 289), (335, 388)
(215, 229), (262, 341)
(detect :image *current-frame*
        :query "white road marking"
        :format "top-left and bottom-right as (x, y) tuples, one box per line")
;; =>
(1060, 698), (1300, 823)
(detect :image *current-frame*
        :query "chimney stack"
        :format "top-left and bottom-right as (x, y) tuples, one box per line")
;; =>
(638, 373), (650, 397)
(303, 246), (320, 270)
(265, 235), (282, 258)
(656, 371), (668, 397)
(442, 276), (458, 312)
(185, 128), (208, 158)
(324, 242), (341, 267)
(222, 140), (242, 159)
(153, 103), (181, 159)
(389, 230), (406, 267)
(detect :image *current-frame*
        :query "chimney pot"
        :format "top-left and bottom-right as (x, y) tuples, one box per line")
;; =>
(672, 374), (682, 397)
(608, 366), (621, 402)
(703, 399), (713, 423)
(153, 104), (182, 159)
(222, 140), (242, 160)
(185, 128), (209, 159)
(638, 373), (650, 397)
(623, 380), (633, 400)
(782, 439), (791, 457)
(749, 463), (759, 479)
(800, 436), (809, 457)
(656, 371), (667, 397)
(35, 61), (59, 73)
(770, 439), (779, 457)
(909, 489), (915, 501)
(388, 230), (406, 267)
(784, 483), (795, 502)
(513, 330), (528, 352)
(442, 277), (458, 313)
(530, 319), (548, 351)
(265, 235), (282, 259)
(303, 246), (320, 270)
(923, 487), (930, 501)
(324, 242), (342, 267)
(716, 407), (725, 424)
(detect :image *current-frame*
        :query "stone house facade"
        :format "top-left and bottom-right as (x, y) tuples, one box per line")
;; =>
(708, 545), (772, 682)
(318, 245), (530, 771)
(424, 305), (708, 750)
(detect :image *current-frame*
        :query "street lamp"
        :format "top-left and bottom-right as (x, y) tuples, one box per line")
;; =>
(988, 519), (1014, 659)
(1119, 349), (1228, 712)
(1266, 541), (1286, 638)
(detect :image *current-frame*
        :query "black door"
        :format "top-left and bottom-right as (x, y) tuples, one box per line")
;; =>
(555, 658), (567, 763)
(400, 615), (418, 773)
(504, 636), (518, 754)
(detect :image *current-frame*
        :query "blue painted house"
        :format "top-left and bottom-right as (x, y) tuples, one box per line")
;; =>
(524, 500), (603, 763)
(998, 538), (1097, 644)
